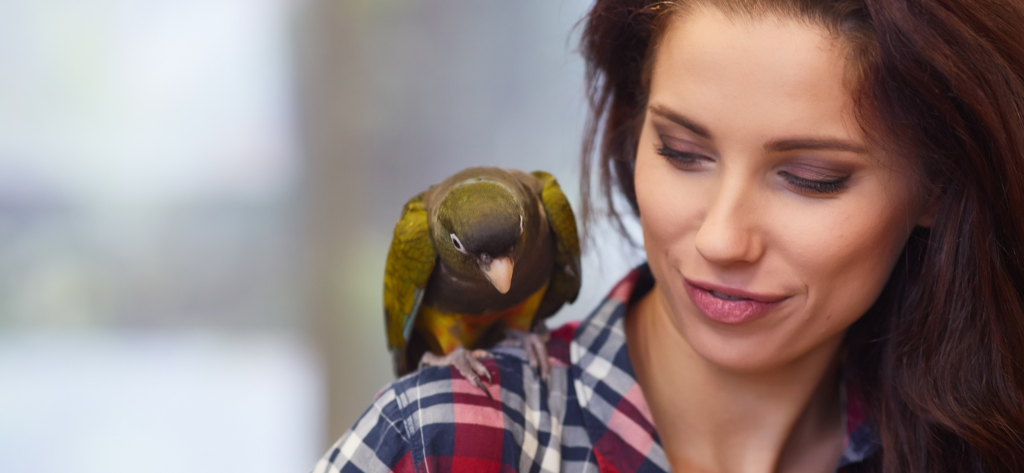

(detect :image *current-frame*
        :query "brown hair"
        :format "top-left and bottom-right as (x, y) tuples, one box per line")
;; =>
(579, 0), (1024, 471)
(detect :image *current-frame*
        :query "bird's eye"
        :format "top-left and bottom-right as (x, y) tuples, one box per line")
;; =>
(450, 233), (467, 253)
(519, 215), (524, 235)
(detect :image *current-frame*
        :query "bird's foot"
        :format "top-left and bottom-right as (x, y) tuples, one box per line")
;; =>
(498, 324), (551, 383)
(420, 347), (494, 399)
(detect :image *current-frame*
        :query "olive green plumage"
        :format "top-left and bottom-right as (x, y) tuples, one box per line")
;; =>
(383, 167), (581, 376)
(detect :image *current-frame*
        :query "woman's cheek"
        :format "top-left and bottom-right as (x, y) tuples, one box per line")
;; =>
(636, 152), (708, 249)
(776, 193), (913, 330)
(636, 151), (680, 270)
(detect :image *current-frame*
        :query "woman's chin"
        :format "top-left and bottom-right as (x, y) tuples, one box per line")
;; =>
(672, 306), (811, 374)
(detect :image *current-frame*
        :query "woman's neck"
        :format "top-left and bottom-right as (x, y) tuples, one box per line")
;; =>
(625, 283), (846, 473)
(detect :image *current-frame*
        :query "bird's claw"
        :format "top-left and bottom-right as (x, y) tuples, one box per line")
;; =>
(420, 347), (494, 399)
(499, 324), (551, 383)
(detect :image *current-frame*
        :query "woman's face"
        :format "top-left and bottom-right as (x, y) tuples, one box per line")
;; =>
(636, 8), (933, 372)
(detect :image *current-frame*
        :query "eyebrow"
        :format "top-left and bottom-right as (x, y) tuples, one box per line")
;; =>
(763, 137), (869, 154)
(648, 104), (869, 154)
(648, 104), (713, 139)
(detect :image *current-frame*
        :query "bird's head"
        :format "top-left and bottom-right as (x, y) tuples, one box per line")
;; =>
(435, 180), (526, 294)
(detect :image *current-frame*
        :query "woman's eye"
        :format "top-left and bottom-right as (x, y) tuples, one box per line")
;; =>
(656, 144), (711, 168)
(778, 171), (848, 195)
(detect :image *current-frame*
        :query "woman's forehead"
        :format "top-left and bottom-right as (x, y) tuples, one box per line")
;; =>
(648, 8), (862, 148)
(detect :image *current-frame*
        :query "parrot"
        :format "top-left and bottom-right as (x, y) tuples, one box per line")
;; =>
(383, 167), (581, 393)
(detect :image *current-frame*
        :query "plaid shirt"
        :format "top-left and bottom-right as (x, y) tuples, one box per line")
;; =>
(314, 265), (878, 473)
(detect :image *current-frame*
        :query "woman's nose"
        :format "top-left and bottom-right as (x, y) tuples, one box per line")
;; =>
(693, 177), (764, 265)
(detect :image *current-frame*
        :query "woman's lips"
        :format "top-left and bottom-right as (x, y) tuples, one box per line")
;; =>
(683, 278), (788, 324)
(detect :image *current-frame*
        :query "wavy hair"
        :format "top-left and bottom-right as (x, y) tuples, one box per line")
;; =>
(579, 0), (1024, 471)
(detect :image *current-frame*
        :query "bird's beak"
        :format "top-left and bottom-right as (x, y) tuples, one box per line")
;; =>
(482, 257), (514, 294)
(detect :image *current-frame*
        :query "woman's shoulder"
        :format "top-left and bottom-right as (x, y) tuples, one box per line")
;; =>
(378, 321), (577, 407)
(312, 322), (580, 473)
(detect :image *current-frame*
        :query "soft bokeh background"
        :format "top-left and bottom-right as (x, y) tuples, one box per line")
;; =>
(0, 1), (643, 472)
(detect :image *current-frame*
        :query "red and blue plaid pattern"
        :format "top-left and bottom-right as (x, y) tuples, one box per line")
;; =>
(314, 265), (877, 473)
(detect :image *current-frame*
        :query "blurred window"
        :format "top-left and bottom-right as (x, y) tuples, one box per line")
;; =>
(0, 1), (318, 472)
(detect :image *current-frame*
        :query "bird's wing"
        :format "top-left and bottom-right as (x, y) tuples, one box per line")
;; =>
(531, 171), (581, 305)
(384, 193), (436, 375)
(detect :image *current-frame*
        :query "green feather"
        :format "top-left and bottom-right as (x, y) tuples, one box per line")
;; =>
(383, 193), (436, 375)
(531, 170), (581, 304)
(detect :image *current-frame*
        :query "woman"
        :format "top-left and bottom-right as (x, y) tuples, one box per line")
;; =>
(314, 0), (1024, 471)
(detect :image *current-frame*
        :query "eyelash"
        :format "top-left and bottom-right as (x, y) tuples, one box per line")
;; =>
(657, 145), (708, 166)
(778, 172), (848, 194)
(656, 144), (849, 195)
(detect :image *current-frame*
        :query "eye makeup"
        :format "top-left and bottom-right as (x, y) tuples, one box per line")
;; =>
(778, 171), (848, 194)
(656, 144), (709, 167)
(776, 161), (852, 195)
(655, 133), (714, 168)
(654, 132), (854, 195)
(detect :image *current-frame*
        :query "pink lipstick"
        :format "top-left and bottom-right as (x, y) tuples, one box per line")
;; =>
(683, 278), (788, 324)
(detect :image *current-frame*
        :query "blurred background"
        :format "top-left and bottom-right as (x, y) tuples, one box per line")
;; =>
(0, 1), (643, 472)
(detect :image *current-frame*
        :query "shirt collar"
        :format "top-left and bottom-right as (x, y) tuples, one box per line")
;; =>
(569, 264), (877, 472)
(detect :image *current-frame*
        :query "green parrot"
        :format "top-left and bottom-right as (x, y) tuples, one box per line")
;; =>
(383, 167), (581, 391)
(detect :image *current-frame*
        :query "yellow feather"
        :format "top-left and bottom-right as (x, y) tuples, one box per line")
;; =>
(383, 195), (436, 353)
